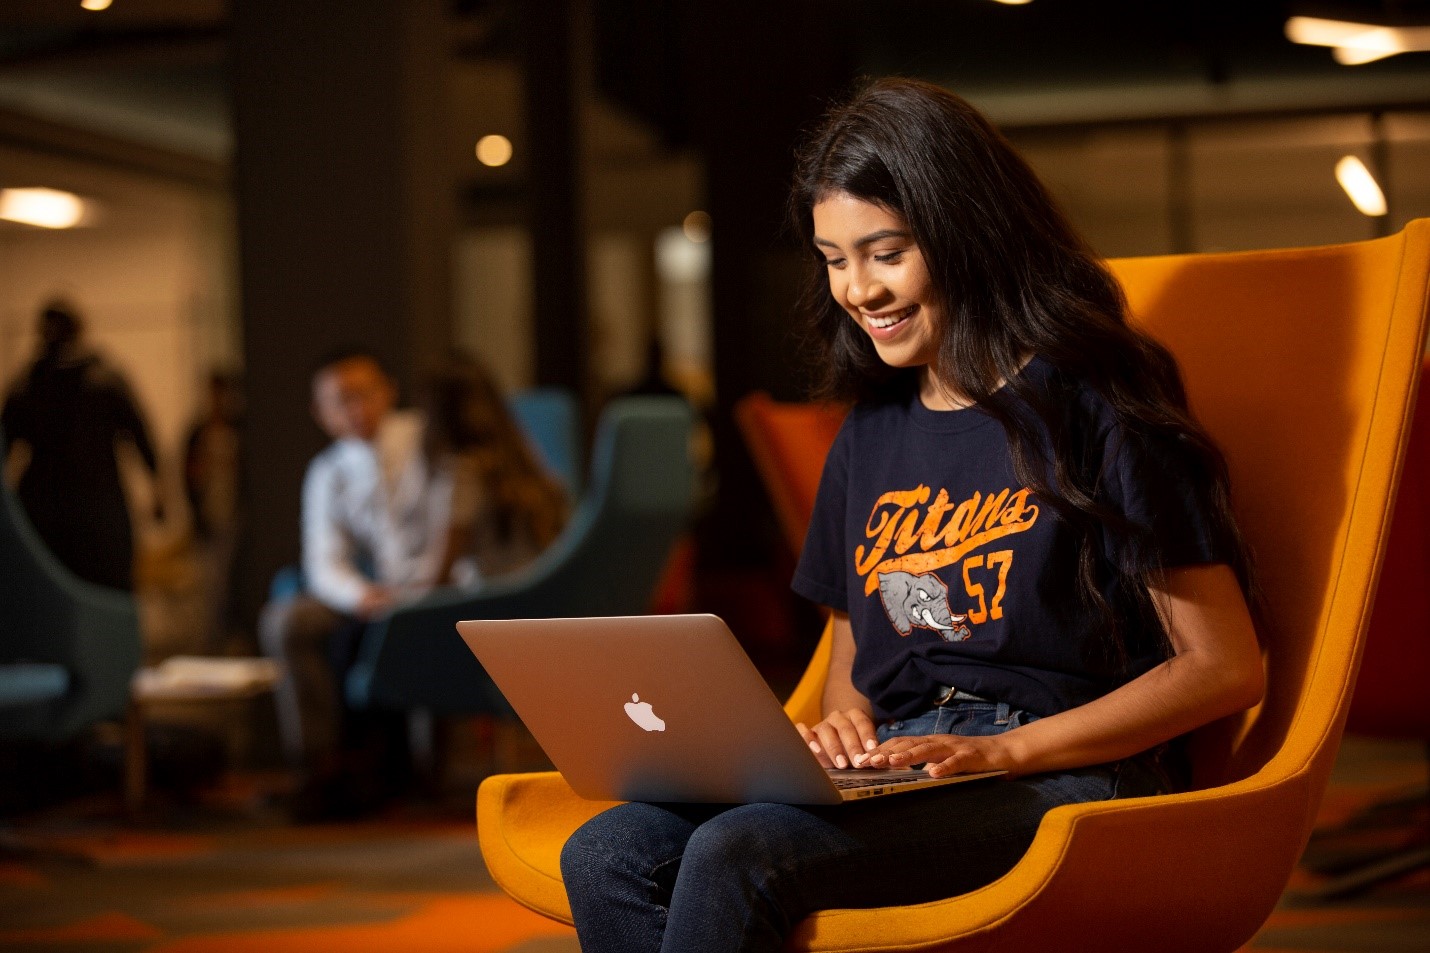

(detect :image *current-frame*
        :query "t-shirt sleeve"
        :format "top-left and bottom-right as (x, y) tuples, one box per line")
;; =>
(1100, 424), (1228, 570)
(791, 421), (852, 611)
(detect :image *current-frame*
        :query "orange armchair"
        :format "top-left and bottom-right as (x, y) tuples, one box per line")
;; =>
(477, 220), (1430, 952)
(734, 393), (847, 557)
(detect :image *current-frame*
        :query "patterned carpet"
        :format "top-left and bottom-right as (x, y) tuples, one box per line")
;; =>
(1, 735), (1424, 953)
(1243, 736), (1430, 952)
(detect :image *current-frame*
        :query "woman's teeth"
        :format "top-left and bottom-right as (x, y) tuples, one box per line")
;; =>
(867, 306), (915, 329)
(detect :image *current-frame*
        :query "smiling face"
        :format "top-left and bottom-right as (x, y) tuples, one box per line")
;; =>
(812, 192), (950, 399)
(312, 356), (395, 443)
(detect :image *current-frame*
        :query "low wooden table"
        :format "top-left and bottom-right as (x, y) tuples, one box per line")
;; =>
(125, 658), (280, 813)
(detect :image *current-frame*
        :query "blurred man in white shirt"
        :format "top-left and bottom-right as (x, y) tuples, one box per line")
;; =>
(259, 350), (446, 816)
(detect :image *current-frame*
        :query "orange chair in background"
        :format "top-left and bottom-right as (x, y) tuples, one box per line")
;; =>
(478, 221), (1430, 952)
(733, 393), (847, 557)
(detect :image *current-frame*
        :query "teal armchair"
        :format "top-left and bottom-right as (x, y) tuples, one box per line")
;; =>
(509, 386), (582, 496)
(0, 430), (143, 741)
(345, 396), (695, 713)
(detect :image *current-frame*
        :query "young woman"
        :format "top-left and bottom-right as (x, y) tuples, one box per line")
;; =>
(422, 355), (569, 585)
(559, 78), (1264, 953)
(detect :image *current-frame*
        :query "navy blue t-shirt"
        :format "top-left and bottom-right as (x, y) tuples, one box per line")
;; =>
(791, 357), (1228, 721)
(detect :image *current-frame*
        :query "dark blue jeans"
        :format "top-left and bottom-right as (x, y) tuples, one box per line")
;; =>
(560, 698), (1172, 953)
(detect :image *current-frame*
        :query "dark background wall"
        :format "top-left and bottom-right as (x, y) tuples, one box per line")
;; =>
(231, 0), (452, 623)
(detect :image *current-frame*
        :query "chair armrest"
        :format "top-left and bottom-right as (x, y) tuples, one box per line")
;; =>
(50, 584), (143, 738)
(791, 769), (1312, 953)
(0, 567), (141, 741)
(347, 576), (572, 711)
(0, 663), (70, 708)
(782, 618), (833, 726)
(476, 764), (1312, 952)
(476, 771), (620, 923)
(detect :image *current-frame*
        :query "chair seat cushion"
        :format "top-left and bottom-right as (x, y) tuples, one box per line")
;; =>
(0, 663), (70, 708)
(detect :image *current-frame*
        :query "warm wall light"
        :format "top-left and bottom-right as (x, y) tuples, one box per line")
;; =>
(1335, 156), (1388, 217)
(475, 134), (513, 167)
(81, 0), (113, 11)
(682, 211), (712, 243)
(1331, 38), (1400, 65)
(989, 0), (1034, 5)
(1286, 16), (1430, 65)
(0, 188), (87, 229)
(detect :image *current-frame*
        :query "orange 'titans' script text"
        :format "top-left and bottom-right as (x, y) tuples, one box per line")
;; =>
(855, 486), (1039, 595)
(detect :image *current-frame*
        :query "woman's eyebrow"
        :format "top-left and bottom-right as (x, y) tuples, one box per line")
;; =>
(812, 229), (912, 251)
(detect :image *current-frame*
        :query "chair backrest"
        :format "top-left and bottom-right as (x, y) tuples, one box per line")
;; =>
(1109, 221), (1429, 808)
(349, 395), (695, 712)
(777, 223), (1429, 844)
(509, 386), (582, 495)
(0, 429), (142, 740)
(734, 393), (847, 556)
(1346, 353), (1430, 738)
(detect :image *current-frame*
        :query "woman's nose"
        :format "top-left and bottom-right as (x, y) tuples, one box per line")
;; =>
(844, 268), (883, 308)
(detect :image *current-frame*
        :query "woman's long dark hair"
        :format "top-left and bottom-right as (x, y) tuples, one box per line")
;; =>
(790, 77), (1255, 661)
(423, 354), (566, 551)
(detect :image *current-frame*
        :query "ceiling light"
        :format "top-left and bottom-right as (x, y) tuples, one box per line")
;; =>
(1286, 15), (1430, 65)
(0, 188), (87, 229)
(1334, 156), (1387, 217)
(475, 134), (513, 167)
(989, 0), (1034, 5)
(80, 0), (113, 10)
(1332, 41), (1398, 66)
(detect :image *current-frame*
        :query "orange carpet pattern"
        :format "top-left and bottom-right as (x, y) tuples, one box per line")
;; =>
(1, 737), (1424, 953)
(147, 896), (573, 953)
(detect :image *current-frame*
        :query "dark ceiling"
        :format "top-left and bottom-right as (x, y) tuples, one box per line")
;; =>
(0, 0), (1428, 154)
(864, 0), (1430, 88)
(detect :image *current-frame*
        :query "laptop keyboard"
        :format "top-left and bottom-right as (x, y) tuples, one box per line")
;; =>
(829, 771), (932, 790)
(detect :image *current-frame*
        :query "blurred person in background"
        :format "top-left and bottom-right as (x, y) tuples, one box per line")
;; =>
(1, 299), (163, 591)
(259, 349), (447, 818)
(184, 369), (245, 652)
(422, 353), (569, 586)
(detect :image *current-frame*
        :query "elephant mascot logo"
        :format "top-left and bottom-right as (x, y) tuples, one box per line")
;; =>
(877, 570), (972, 642)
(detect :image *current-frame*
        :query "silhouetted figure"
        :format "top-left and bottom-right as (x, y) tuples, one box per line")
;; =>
(184, 370), (244, 651)
(2, 301), (161, 590)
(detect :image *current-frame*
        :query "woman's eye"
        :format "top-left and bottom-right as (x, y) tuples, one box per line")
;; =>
(823, 258), (846, 269)
(874, 251), (905, 263)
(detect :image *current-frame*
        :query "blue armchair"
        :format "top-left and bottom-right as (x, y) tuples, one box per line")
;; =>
(0, 430), (143, 742)
(508, 386), (582, 496)
(345, 395), (695, 713)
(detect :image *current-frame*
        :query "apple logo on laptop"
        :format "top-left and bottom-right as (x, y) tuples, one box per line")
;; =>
(624, 693), (666, 732)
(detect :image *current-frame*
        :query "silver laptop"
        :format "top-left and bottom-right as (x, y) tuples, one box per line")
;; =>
(456, 614), (1004, 805)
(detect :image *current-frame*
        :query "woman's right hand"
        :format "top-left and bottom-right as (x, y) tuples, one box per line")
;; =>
(795, 708), (881, 770)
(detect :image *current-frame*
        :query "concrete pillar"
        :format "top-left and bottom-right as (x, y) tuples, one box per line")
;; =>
(231, 0), (453, 624)
(684, 3), (852, 566)
(521, 0), (591, 405)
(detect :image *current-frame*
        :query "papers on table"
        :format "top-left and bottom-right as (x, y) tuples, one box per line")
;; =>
(132, 656), (282, 700)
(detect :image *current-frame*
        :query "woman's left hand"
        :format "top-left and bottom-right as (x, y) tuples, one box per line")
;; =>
(856, 732), (1024, 778)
